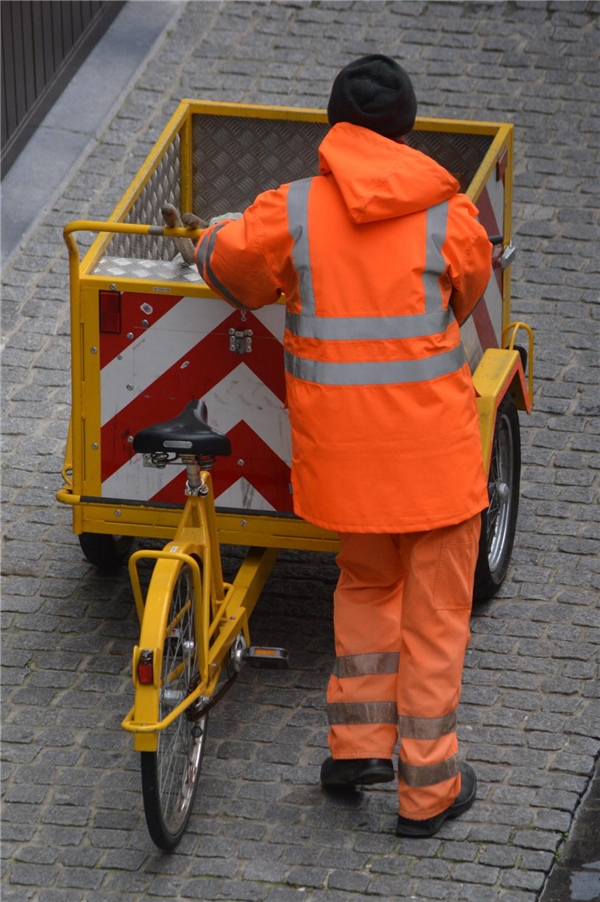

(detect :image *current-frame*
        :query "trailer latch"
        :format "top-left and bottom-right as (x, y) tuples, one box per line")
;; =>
(500, 243), (516, 270)
(229, 328), (253, 354)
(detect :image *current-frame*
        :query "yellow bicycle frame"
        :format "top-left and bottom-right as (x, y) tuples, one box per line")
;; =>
(121, 470), (277, 752)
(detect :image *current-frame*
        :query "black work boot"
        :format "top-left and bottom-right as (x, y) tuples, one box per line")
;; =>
(396, 762), (477, 837)
(320, 757), (395, 787)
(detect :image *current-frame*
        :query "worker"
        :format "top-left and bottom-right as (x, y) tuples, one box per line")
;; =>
(194, 54), (492, 838)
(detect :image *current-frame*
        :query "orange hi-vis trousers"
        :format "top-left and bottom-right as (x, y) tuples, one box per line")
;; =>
(326, 514), (480, 820)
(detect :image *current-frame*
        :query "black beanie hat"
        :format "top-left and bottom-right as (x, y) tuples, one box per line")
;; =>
(327, 54), (417, 138)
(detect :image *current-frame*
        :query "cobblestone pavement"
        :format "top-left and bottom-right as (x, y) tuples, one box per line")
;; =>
(2, 2), (599, 901)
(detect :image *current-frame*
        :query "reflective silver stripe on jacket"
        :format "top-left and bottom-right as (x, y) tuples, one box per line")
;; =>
(287, 177), (316, 316)
(423, 202), (449, 314)
(196, 222), (253, 311)
(285, 345), (466, 386)
(285, 184), (460, 386)
(397, 710), (457, 741)
(398, 753), (458, 788)
(327, 701), (398, 725)
(286, 309), (453, 341)
(333, 652), (400, 679)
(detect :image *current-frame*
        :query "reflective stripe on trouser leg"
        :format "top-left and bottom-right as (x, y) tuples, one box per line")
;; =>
(327, 534), (403, 760)
(396, 514), (480, 819)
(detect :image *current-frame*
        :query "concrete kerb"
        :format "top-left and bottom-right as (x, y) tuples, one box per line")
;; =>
(0, 0), (186, 276)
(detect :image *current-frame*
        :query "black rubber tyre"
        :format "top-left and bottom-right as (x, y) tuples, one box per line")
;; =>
(473, 393), (521, 603)
(78, 533), (134, 569)
(141, 563), (207, 851)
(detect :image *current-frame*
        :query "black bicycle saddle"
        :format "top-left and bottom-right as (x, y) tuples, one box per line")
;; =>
(133, 400), (231, 457)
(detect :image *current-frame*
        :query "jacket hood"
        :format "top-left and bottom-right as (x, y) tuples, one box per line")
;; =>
(318, 122), (459, 224)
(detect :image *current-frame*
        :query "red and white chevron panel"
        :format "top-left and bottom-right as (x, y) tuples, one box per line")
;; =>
(461, 165), (506, 370)
(99, 293), (293, 512)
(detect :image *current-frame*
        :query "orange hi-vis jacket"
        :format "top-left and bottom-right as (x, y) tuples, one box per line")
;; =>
(195, 122), (491, 533)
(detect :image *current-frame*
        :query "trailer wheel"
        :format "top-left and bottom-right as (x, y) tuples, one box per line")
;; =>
(79, 533), (134, 569)
(473, 393), (521, 603)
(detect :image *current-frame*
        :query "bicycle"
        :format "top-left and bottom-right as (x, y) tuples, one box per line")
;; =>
(121, 398), (285, 850)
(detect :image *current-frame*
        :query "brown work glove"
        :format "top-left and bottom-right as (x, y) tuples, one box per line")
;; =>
(161, 204), (207, 265)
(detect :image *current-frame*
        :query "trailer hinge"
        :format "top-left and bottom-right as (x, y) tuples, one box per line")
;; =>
(229, 328), (253, 354)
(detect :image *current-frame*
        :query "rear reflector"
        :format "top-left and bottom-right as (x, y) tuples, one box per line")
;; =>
(246, 646), (290, 670)
(99, 290), (121, 333)
(137, 649), (154, 684)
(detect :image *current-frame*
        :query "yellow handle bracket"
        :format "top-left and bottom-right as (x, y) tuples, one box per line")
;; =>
(503, 321), (534, 408)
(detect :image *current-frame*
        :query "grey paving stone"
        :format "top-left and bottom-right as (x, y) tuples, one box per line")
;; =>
(9, 864), (60, 887)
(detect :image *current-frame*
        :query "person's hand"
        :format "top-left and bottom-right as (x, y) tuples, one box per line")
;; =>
(161, 204), (199, 264)
(208, 212), (243, 226)
(181, 212), (206, 229)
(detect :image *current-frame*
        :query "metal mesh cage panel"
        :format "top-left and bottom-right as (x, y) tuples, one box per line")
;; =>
(191, 115), (330, 220)
(105, 133), (181, 260)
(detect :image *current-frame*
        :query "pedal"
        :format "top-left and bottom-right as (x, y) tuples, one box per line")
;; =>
(245, 646), (289, 670)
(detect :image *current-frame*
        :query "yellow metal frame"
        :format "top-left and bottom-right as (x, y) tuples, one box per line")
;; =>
(503, 320), (534, 405)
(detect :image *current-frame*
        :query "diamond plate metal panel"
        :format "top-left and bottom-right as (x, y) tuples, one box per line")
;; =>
(104, 134), (181, 262)
(191, 115), (329, 219)
(191, 117), (491, 217)
(94, 256), (204, 283)
(404, 131), (493, 193)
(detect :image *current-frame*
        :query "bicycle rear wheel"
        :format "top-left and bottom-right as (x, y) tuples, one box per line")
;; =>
(141, 562), (207, 850)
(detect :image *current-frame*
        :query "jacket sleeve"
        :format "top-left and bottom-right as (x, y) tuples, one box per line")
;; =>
(444, 195), (493, 325)
(194, 194), (283, 310)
